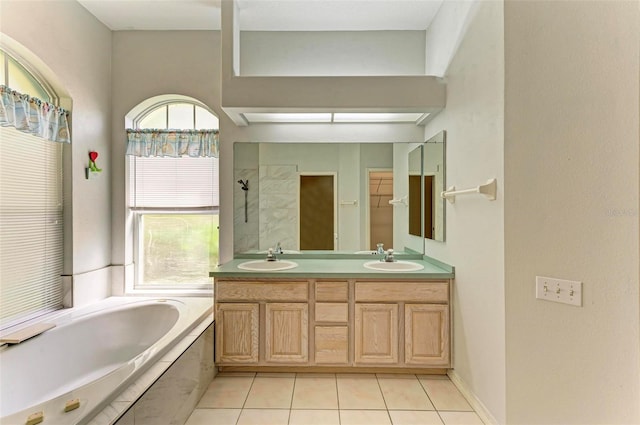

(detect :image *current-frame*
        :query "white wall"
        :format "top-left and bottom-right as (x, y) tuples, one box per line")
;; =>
(241, 31), (426, 76)
(504, 1), (640, 423)
(1, 1), (113, 297)
(421, 1), (506, 422)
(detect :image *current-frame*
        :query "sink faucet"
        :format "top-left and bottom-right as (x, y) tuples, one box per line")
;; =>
(383, 248), (396, 262)
(376, 243), (384, 255)
(274, 242), (283, 254)
(266, 248), (277, 261)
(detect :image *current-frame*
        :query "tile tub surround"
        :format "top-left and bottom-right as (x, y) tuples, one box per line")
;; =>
(186, 373), (483, 425)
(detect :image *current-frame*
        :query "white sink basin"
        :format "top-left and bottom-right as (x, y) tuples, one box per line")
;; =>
(363, 260), (424, 272)
(237, 260), (298, 271)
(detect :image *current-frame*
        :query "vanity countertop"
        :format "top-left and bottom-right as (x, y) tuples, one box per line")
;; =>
(210, 258), (454, 279)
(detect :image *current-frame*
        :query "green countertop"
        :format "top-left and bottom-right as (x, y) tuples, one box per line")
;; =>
(210, 257), (454, 279)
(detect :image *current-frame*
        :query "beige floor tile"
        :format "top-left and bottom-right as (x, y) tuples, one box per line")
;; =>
(236, 409), (290, 425)
(289, 409), (340, 425)
(184, 408), (241, 425)
(244, 376), (295, 408)
(439, 411), (484, 425)
(388, 410), (444, 425)
(292, 375), (338, 409)
(197, 376), (254, 408)
(418, 378), (473, 411)
(378, 376), (435, 410)
(340, 409), (392, 425)
(337, 375), (386, 409)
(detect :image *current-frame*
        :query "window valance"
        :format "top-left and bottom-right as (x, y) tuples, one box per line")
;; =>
(126, 129), (219, 158)
(0, 85), (70, 143)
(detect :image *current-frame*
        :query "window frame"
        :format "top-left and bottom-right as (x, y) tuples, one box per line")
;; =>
(127, 99), (219, 294)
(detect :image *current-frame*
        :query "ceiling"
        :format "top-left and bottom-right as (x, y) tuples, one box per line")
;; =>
(77, 0), (444, 31)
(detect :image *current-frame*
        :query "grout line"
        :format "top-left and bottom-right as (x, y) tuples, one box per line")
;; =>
(287, 373), (297, 425)
(374, 373), (393, 425)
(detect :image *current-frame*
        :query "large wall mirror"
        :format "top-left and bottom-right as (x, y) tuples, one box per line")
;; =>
(424, 130), (446, 241)
(233, 142), (423, 255)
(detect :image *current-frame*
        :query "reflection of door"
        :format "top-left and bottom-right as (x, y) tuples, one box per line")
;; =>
(424, 175), (434, 239)
(300, 175), (334, 250)
(369, 171), (393, 249)
(408, 175), (422, 237)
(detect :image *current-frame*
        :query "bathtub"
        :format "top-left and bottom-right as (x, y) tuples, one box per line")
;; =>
(0, 296), (213, 425)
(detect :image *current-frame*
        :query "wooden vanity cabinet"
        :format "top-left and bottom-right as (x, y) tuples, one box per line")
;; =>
(214, 277), (450, 370)
(354, 281), (450, 368)
(215, 280), (308, 366)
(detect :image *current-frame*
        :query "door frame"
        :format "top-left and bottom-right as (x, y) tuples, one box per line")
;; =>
(365, 168), (393, 251)
(298, 172), (338, 250)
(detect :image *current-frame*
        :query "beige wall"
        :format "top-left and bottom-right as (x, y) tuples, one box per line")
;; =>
(1, 1), (112, 278)
(422, 1), (506, 422)
(504, 1), (640, 423)
(110, 31), (225, 268)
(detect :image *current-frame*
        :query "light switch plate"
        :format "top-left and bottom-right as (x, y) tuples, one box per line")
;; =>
(535, 276), (582, 306)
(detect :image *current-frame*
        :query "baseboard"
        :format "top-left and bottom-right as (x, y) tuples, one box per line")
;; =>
(447, 369), (499, 425)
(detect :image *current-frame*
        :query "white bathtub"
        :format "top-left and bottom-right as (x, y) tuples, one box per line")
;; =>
(0, 296), (212, 425)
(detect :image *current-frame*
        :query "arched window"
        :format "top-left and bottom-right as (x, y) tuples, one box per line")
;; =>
(0, 49), (65, 328)
(127, 99), (219, 290)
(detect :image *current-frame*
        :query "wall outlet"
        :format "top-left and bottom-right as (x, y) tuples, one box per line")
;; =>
(535, 276), (582, 306)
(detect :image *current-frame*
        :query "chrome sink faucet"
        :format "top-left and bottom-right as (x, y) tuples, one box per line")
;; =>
(383, 248), (396, 262)
(376, 243), (385, 255)
(266, 248), (277, 261)
(274, 242), (283, 254)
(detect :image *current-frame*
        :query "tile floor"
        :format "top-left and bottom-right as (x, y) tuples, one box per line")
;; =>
(185, 373), (484, 425)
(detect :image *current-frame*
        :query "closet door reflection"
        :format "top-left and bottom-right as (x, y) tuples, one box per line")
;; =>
(369, 171), (393, 250)
(299, 175), (335, 250)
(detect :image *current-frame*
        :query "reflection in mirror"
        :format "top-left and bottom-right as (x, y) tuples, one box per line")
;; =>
(424, 130), (446, 241)
(408, 145), (423, 238)
(233, 142), (403, 254)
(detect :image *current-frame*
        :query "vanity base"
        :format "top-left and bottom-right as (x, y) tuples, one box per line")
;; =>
(217, 366), (448, 375)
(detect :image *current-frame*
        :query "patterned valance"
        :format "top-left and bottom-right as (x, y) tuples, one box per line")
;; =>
(0, 85), (70, 143)
(126, 129), (219, 158)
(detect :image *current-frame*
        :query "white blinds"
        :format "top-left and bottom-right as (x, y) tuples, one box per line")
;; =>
(129, 156), (219, 208)
(0, 126), (64, 329)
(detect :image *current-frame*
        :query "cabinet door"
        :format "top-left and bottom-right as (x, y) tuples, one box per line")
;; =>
(354, 303), (398, 364)
(405, 304), (449, 366)
(265, 303), (309, 363)
(216, 303), (259, 364)
(315, 326), (349, 364)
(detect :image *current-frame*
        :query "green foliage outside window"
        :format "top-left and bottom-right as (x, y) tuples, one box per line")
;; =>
(141, 214), (219, 286)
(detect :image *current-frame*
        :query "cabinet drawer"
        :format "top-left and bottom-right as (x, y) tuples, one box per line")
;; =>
(315, 281), (348, 302)
(315, 326), (348, 364)
(355, 281), (448, 303)
(217, 281), (308, 302)
(315, 303), (348, 322)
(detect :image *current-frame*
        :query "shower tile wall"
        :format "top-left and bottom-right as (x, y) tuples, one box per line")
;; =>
(259, 165), (298, 251)
(234, 168), (259, 253)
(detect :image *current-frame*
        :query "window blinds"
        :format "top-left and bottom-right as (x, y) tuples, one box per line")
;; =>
(0, 126), (64, 329)
(129, 156), (219, 208)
